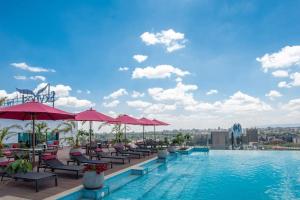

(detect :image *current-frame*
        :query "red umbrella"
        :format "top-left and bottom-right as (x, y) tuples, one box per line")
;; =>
(114, 114), (142, 141)
(139, 117), (157, 141)
(151, 119), (169, 141)
(0, 101), (75, 166)
(75, 108), (116, 152)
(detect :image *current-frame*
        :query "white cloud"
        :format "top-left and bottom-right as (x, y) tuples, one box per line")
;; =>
(140, 29), (186, 52)
(102, 100), (120, 108)
(35, 83), (71, 97)
(127, 100), (152, 109)
(0, 90), (19, 99)
(148, 82), (198, 108)
(290, 72), (300, 87)
(132, 65), (190, 79)
(256, 45), (300, 72)
(11, 62), (55, 73)
(56, 97), (94, 108)
(186, 91), (272, 113)
(108, 111), (117, 117)
(282, 98), (300, 110)
(206, 89), (218, 95)
(175, 77), (182, 82)
(103, 89), (128, 100)
(133, 55), (148, 63)
(265, 90), (282, 100)
(131, 91), (145, 98)
(118, 67), (129, 71)
(272, 70), (289, 78)
(30, 76), (46, 81)
(144, 103), (176, 114)
(278, 81), (292, 88)
(14, 75), (27, 80)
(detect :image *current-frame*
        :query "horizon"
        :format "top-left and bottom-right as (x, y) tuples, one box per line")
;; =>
(1, 1), (300, 130)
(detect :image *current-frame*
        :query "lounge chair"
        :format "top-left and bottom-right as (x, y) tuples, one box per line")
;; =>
(94, 150), (131, 164)
(125, 145), (151, 156)
(12, 172), (57, 192)
(70, 153), (113, 168)
(39, 156), (83, 179)
(113, 147), (143, 159)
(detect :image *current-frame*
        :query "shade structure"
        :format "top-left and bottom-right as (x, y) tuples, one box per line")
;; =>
(75, 108), (117, 155)
(0, 101), (75, 166)
(151, 119), (170, 141)
(113, 114), (142, 141)
(139, 117), (157, 141)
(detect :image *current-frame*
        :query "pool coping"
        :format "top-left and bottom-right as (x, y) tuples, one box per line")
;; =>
(44, 156), (158, 200)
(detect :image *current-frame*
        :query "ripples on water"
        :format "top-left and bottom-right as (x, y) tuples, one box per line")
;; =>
(104, 151), (300, 200)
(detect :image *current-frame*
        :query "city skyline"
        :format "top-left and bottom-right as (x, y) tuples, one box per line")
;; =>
(1, 1), (300, 129)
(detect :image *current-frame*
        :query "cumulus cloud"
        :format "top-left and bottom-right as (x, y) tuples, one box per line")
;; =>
(132, 65), (190, 79)
(127, 100), (152, 109)
(11, 62), (55, 73)
(278, 81), (291, 88)
(118, 67), (129, 71)
(131, 91), (145, 98)
(144, 103), (176, 114)
(186, 91), (272, 113)
(148, 82), (198, 108)
(0, 90), (19, 99)
(35, 83), (71, 97)
(290, 72), (300, 87)
(282, 98), (300, 110)
(103, 89), (128, 100)
(56, 97), (94, 108)
(272, 70), (289, 78)
(265, 90), (282, 100)
(133, 55), (148, 63)
(256, 45), (300, 72)
(140, 29), (186, 52)
(102, 100), (120, 108)
(206, 89), (218, 95)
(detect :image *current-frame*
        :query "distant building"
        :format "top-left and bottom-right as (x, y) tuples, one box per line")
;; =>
(293, 136), (300, 144)
(211, 131), (229, 149)
(246, 128), (258, 143)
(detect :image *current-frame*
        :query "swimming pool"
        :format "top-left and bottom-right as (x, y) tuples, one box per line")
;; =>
(57, 150), (300, 200)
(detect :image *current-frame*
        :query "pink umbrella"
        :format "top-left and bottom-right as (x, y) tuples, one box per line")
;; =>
(114, 114), (142, 141)
(139, 117), (157, 141)
(75, 108), (116, 151)
(0, 101), (75, 166)
(151, 119), (170, 141)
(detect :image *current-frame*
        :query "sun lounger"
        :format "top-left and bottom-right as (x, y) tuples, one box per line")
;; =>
(39, 157), (83, 179)
(70, 153), (113, 168)
(113, 147), (143, 159)
(126, 146), (151, 156)
(95, 151), (131, 164)
(12, 172), (57, 192)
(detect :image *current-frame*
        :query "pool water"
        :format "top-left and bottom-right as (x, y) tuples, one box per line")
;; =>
(104, 150), (300, 200)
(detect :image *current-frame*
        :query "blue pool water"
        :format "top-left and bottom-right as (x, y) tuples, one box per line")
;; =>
(104, 150), (300, 200)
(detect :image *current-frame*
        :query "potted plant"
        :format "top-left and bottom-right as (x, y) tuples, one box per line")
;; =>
(83, 163), (108, 190)
(157, 146), (168, 159)
(6, 159), (32, 174)
(168, 138), (177, 153)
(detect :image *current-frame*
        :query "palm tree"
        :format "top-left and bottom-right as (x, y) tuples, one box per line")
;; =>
(0, 97), (6, 106)
(25, 121), (49, 144)
(0, 125), (23, 148)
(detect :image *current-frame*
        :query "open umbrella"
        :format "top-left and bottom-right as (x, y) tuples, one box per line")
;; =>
(151, 119), (170, 141)
(114, 115), (141, 141)
(0, 101), (74, 166)
(139, 117), (157, 142)
(75, 108), (116, 155)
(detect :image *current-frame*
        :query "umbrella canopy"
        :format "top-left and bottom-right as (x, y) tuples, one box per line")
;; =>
(0, 101), (74, 167)
(0, 101), (74, 120)
(152, 119), (170, 126)
(75, 108), (116, 122)
(139, 117), (157, 126)
(114, 114), (142, 125)
(75, 108), (116, 155)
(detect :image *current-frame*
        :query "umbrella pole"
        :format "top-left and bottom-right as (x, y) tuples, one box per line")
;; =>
(124, 124), (127, 142)
(32, 114), (36, 168)
(154, 125), (156, 141)
(89, 121), (92, 157)
(143, 125), (145, 142)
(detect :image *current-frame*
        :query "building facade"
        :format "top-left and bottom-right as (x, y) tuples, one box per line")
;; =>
(211, 131), (229, 149)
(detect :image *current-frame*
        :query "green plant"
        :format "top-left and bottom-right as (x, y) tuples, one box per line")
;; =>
(111, 124), (124, 143)
(172, 133), (185, 146)
(63, 129), (89, 148)
(6, 159), (32, 174)
(0, 125), (23, 149)
(0, 149), (3, 157)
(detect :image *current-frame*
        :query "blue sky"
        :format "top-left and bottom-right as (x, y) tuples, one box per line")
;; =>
(1, 0), (300, 129)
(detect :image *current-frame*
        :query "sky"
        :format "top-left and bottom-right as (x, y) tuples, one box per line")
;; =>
(1, 0), (300, 129)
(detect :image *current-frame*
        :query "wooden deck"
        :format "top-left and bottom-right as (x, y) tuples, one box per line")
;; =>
(0, 147), (157, 200)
